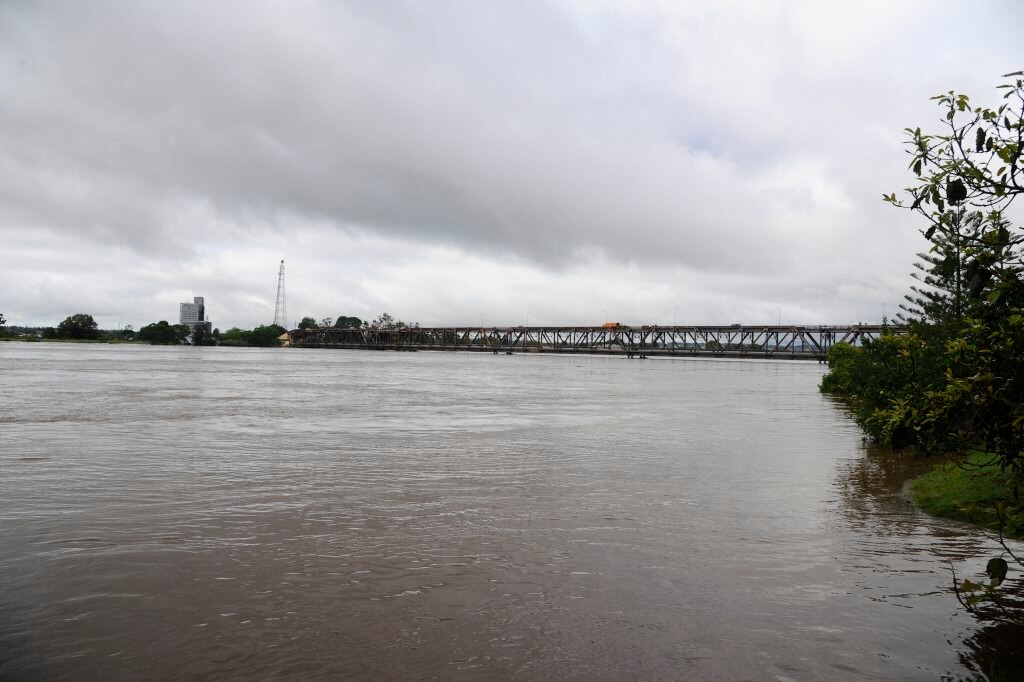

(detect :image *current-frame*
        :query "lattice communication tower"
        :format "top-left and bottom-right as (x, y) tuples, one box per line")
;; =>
(273, 260), (288, 328)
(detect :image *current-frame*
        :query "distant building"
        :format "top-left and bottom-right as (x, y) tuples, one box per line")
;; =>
(179, 296), (211, 332)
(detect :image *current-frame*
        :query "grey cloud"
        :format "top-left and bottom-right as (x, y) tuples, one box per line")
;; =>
(1, 1), (1021, 328)
(0, 3), (866, 264)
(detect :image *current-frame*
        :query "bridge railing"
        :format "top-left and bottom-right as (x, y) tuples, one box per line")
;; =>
(291, 324), (902, 360)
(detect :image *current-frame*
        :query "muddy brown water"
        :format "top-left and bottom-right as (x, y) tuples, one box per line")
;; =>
(1, 343), (1021, 680)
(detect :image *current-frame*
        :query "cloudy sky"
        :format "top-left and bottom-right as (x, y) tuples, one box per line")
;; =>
(1, 1), (1020, 330)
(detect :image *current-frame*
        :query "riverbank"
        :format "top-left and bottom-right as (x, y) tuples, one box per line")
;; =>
(0, 337), (143, 344)
(910, 452), (1022, 541)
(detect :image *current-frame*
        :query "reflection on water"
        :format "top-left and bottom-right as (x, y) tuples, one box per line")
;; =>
(833, 442), (1024, 680)
(0, 343), (1021, 680)
(962, 620), (1024, 681)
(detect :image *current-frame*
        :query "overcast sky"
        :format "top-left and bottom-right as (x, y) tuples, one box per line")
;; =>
(1, 1), (1020, 329)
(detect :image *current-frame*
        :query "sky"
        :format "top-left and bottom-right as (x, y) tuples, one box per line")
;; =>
(1, 1), (1021, 330)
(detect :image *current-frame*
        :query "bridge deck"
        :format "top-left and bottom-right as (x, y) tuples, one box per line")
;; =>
(292, 325), (899, 360)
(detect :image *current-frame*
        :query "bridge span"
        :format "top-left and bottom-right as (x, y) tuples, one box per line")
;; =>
(291, 324), (900, 360)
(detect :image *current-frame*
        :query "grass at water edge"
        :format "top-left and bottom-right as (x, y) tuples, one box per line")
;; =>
(910, 452), (1022, 541)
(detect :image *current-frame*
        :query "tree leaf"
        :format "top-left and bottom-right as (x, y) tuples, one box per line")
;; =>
(986, 557), (1008, 586)
(946, 178), (967, 204)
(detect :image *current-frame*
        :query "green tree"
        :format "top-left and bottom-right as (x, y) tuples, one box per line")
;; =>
(824, 73), (1024, 613)
(191, 324), (216, 346)
(885, 71), (1024, 313)
(889, 73), (1024, 212)
(298, 316), (318, 330)
(880, 74), (1024, 461)
(821, 330), (951, 447)
(334, 316), (362, 328)
(826, 72), (1024, 464)
(918, 315), (1024, 474)
(899, 211), (984, 327)
(220, 327), (250, 346)
(372, 312), (410, 329)
(57, 313), (99, 339)
(0, 312), (6, 327)
(138, 321), (189, 345)
(250, 324), (285, 347)
(372, 312), (395, 328)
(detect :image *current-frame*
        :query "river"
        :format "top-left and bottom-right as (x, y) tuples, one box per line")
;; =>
(1, 343), (1020, 680)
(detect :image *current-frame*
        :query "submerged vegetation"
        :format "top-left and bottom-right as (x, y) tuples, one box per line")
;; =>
(910, 452), (1022, 540)
(821, 71), (1024, 616)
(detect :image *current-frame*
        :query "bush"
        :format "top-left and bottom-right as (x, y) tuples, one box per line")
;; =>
(821, 328), (950, 446)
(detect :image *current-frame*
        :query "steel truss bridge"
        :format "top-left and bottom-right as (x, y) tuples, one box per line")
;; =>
(292, 324), (900, 361)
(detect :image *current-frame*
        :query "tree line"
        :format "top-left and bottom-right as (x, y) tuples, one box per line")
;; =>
(2, 311), (411, 344)
(0, 312), (128, 342)
(1, 312), (289, 347)
(295, 313), (417, 330)
(820, 72), (1024, 611)
(132, 321), (288, 346)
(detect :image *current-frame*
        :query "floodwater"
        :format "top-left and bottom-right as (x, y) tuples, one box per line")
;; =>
(0, 343), (1020, 680)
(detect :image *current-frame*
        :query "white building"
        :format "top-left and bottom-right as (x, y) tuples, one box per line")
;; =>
(179, 296), (210, 331)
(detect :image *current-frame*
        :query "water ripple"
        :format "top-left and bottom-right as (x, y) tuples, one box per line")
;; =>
(0, 344), (1020, 679)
